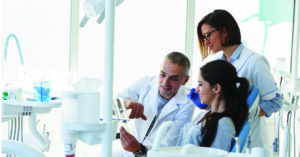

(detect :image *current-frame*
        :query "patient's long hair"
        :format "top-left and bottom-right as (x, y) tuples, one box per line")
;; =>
(199, 60), (249, 147)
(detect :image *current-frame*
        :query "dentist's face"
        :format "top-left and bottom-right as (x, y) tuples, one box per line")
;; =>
(159, 59), (189, 99)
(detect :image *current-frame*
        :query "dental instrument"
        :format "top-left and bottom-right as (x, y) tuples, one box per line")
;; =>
(113, 97), (128, 119)
(282, 111), (291, 157)
(4, 33), (24, 65)
(280, 90), (299, 157)
(273, 113), (280, 157)
(99, 117), (130, 123)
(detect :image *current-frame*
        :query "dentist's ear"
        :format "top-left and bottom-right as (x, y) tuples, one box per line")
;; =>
(182, 75), (190, 85)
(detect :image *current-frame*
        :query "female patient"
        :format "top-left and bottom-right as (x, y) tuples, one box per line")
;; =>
(177, 60), (249, 151)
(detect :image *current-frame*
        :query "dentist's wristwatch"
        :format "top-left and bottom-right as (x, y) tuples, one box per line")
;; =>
(133, 143), (148, 157)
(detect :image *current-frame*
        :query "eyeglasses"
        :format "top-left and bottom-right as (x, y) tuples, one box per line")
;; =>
(202, 29), (218, 41)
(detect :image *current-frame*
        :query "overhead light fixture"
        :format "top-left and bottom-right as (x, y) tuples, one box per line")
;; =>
(80, 0), (124, 27)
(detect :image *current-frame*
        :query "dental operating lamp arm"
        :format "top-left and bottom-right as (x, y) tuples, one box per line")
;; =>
(80, 0), (124, 27)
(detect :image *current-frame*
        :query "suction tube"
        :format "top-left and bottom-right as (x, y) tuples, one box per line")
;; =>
(151, 121), (174, 151)
(282, 111), (291, 157)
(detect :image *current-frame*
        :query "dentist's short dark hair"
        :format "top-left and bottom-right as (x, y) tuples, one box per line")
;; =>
(165, 52), (191, 76)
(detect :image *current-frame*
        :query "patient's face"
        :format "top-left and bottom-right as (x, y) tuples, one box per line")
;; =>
(196, 71), (215, 105)
(158, 59), (187, 99)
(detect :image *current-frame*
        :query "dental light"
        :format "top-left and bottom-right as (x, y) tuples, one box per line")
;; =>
(80, 0), (124, 27)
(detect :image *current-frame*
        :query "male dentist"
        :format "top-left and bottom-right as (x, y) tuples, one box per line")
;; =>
(118, 52), (195, 157)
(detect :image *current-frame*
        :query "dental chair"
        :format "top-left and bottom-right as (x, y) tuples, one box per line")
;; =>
(230, 85), (259, 153)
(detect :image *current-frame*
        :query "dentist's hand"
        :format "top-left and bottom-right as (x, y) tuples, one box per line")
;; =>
(120, 126), (141, 152)
(125, 98), (147, 120)
(188, 88), (208, 109)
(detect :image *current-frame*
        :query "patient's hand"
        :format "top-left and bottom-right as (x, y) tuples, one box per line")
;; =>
(125, 98), (147, 120)
(120, 126), (141, 152)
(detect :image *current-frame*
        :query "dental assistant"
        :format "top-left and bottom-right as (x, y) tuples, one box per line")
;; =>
(197, 9), (282, 149)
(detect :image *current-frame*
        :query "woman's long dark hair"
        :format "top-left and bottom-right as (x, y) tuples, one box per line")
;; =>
(199, 60), (249, 147)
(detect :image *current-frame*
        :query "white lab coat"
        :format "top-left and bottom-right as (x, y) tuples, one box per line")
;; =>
(118, 76), (195, 156)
